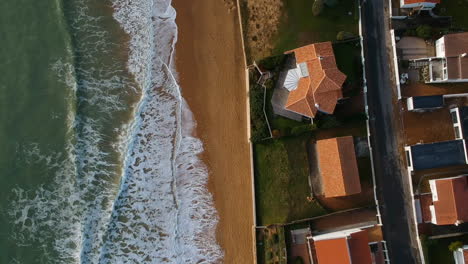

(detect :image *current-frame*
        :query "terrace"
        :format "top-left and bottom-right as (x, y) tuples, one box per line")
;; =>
(402, 96), (468, 145)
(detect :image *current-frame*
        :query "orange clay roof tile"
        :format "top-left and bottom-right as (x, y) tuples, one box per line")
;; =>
(316, 136), (361, 197)
(433, 176), (468, 225)
(314, 238), (351, 264)
(284, 42), (346, 118)
(314, 230), (372, 264)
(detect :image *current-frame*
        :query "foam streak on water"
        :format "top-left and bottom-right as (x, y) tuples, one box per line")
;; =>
(103, 0), (223, 262)
(7, 0), (223, 263)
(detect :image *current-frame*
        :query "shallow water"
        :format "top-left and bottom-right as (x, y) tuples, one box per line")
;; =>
(0, 0), (222, 263)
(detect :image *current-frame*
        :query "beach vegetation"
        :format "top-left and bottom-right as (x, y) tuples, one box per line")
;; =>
(294, 256), (305, 264)
(435, 0), (468, 30)
(324, 0), (339, 7)
(254, 136), (327, 226)
(250, 83), (270, 142)
(256, 226), (287, 264)
(336, 31), (355, 41)
(274, 0), (359, 56)
(448, 241), (463, 252)
(312, 0), (325, 16)
(258, 54), (286, 72)
(332, 40), (363, 89)
(291, 124), (318, 136)
(422, 234), (468, 264)
(416, 25), (432, 39)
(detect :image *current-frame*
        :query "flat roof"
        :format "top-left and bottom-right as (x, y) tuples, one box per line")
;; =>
(409, 140), (467, 171)
(460, 107), (468, 139)
(412, 95), (443, 109)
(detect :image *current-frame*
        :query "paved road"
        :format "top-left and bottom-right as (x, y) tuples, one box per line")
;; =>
(361, 0), (422, 263)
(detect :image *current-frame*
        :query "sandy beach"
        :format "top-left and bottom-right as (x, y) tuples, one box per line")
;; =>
(172, 0), (255, 263)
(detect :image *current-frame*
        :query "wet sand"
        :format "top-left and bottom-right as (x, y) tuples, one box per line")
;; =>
(172, 0), (255, 263)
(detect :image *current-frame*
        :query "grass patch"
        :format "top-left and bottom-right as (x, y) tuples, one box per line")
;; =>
(437, 1), (468, 30)
(254, 136), (327, 225)
(274, 0), (359, 54)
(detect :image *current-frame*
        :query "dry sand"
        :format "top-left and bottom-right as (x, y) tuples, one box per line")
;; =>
(172, 0), (255, 263)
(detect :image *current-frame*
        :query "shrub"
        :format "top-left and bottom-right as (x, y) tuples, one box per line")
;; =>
(258, 55), (285, 71)
(250, 85), (269, 142)
(294, 256), (305, 264)
(272, 129), (281, 139)
(312, 0), (325, 16)
(416, 25), (432, 39)
(318, 115), (342, 129)
(324, 0), (339, 7)
(449, 241), (464, 252)
(336, 31), (355, 41)
(291, 124), (318, 136)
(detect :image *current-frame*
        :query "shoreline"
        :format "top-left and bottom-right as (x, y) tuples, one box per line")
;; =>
(172, 0), (255, 263)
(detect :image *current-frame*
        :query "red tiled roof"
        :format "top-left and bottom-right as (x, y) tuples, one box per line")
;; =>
(443, 32), (468, 57)
(314, 238), (351, 264)
(419, 194), (433, 223)
(348, 231), (373, 264)
(314, 231), (372, 264)
(464, 249), (468, 263)
(432, 175), (468, 225)
(284, 42), (346, 118)
(442, 33), (468, 80)
(316, 136), (361, 198)
(403, 0), (440, 4)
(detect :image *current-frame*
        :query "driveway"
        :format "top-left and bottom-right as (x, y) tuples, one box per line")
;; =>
(361, 0), (422, 263)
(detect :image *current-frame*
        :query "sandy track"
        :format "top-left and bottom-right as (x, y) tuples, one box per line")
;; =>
(172, 0), (255, 263)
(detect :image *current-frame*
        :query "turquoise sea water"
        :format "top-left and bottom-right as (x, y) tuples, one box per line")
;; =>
(0, 0), (222, 263)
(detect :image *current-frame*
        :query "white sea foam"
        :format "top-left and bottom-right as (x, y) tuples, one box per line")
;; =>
(8, 0), (222, 263)
(103, 0), (224, 262)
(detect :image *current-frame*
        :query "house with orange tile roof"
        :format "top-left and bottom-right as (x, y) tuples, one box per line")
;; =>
(400, 0), (440, 10)
(428, 175), (468, 225)
(307, 228), (377, 264)
(316, 136), (361, 198)
(271, 42), (346, 121)
(409, 32), (468, 83)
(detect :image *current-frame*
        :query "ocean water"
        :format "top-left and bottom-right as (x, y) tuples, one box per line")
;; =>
(0, 0), (223, 263)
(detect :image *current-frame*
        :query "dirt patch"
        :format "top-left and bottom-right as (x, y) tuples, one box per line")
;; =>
(240, 0), (284, 62)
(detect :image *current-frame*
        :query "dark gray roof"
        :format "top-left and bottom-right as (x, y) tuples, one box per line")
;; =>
(412, 95), (443, 109)
(460, 107), (468, 139)
(410, 140), (467, 171)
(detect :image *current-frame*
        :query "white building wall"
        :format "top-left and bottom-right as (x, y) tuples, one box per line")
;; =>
(436, 37), (446, 57)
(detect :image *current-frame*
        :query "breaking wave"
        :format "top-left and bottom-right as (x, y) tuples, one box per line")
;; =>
(7, 0), (223, 263)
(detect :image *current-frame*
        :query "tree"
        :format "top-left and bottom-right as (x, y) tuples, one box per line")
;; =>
(337, 31), (355, 41)
(312, 0), (325, 16)
(416, 25), (432, 39)
(449, 241), (464, 252)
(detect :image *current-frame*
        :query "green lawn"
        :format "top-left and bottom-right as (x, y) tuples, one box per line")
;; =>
(421, 234), (468, 264)
(437, 1), (468, 30)
(254, 136), (327, 225)
(274, 0), (359, 54)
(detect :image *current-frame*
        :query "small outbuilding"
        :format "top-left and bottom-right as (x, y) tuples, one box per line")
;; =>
(316, 136), (361, 198)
